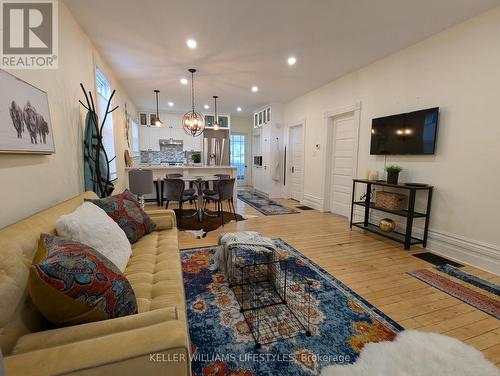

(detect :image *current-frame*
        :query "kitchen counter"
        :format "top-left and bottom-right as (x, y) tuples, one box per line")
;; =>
(126, 165), (237, 170)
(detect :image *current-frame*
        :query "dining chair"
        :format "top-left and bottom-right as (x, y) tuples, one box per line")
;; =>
(203, 178), (237, 226)
(163, 178), (197, 226)
(203, 174), (230, 195)
(165, 173), (195, 203)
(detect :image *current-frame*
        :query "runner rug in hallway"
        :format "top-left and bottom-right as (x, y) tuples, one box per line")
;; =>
(237, 190), (299, 215)
(181, 239), (402, 376)
(408, 269), (500, 319)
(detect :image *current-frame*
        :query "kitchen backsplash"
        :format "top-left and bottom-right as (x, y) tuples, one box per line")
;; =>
(140, 147), (184, 164)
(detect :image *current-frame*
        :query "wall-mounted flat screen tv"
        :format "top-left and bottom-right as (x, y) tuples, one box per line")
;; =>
(370, 107), (439, 155)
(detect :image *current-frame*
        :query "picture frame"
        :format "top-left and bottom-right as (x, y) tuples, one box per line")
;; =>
(0, 69), (55, 154)
(139, 112), (147, 126)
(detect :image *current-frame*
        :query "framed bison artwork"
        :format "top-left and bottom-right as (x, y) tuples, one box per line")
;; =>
(0, 70), (55, 154)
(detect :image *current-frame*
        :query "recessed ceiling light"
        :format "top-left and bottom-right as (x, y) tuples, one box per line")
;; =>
(287, 56), (297, 65)
(237, 107), (242, 112)
(204, 104), (209, 109)
(186, 39), (197, 49)
(180, 78), (188, 85)
(251, 86), (258, 92)
(168, 102), (174, 107)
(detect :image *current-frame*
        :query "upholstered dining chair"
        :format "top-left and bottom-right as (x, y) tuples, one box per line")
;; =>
(163, 178), (197, 225)
(165, 173), (195, 203)
(203, 174), (231, 195)
(203, 178), (237, 226)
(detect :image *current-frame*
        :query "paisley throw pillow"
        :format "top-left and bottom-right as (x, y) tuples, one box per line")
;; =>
(29, 234), (138, 326)
(87, 190), (156, 244)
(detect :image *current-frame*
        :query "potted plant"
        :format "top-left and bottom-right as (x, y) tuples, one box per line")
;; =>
(191, 153), (201, 164)
(385, 165), (402, 184)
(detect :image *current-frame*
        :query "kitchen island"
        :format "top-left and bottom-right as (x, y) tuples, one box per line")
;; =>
(125, 165), (238, 206)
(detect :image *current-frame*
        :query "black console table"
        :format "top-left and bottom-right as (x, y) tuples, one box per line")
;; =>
(350, 179), (433, 250)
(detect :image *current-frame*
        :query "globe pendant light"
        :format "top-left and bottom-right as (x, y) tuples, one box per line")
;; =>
(182, 68), (205, 137)
(212, 95), (219, 130)
(153, 89), (163, 127)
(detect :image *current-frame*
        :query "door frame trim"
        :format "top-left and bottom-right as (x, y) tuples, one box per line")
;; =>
(230, 132), (250, 186)
(285, 119), (306, 201)
(323, 103), (361, 215)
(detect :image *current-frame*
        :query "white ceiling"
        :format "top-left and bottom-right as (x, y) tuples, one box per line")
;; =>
(65, 0), (499, 115)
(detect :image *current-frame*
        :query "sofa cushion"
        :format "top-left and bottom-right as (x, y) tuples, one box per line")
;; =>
(87, 190), (156, 244)
(56, 202), (131, 272)
(125, 229), (185, 314)
(28, 234), (138, 326)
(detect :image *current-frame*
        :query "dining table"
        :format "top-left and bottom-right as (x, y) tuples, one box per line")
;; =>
(179, 175), (221, 221)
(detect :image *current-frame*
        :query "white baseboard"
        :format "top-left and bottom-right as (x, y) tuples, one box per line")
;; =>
(352, 208), (499, 275)
(302, 194), (324, 211)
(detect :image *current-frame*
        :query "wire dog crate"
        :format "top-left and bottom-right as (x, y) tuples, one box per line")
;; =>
(230, 250), (312, 348)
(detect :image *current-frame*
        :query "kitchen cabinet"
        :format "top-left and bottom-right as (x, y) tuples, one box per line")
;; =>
(253, 106), (271, 128)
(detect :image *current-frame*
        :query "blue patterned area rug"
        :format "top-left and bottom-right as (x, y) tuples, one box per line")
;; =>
(181, 239), (402, 375)
(237, 191), (299, 215)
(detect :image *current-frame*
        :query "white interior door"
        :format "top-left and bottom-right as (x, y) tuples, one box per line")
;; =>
(230, 133), (248, 186)
(330, 113), (355, 217)
(289, 125), (304, 201)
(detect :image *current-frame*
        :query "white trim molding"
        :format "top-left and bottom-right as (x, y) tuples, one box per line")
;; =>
(302, 194), (325, 211)
(352, 208), (500, 275)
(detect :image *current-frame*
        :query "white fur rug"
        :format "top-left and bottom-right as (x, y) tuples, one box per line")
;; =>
(321, 330), (499, 376)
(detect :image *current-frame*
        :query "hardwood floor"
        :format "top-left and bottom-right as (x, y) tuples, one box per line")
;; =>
(160, 197), (500, 366)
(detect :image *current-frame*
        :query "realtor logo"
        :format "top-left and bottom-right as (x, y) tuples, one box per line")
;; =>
(1, 0), (58, 69)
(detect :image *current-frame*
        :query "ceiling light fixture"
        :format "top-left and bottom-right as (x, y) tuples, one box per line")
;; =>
(237, 107), (242, 112)
(182, 68), (205, 137)
(287, 56), (297, 65)
(168, 102), (174, 107)
(212, 95), (220, 130)
(186, 39), (197, 49)
(204, 104), (209, 109)
(251, 86), (258, 92)
(180, 78), (188, 85)
(153, 89), (163, 127)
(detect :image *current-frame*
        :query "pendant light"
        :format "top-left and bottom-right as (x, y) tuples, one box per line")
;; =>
(212, 95), (219, 130)
(153, 89), (163, 127)
(182, 68), (205, 137)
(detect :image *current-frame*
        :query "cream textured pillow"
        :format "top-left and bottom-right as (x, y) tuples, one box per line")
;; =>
(55, 202), (131, 272)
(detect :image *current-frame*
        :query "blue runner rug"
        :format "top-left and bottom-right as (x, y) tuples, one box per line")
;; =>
(436, 264), (500, 296)
(181, 239), (402, 375)
(237, 191), (299, 215)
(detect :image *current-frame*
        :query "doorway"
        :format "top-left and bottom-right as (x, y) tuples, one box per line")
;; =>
(288, 124), (304, 201)
(230, 133), (249, 186)
(324, 104), (360, 218)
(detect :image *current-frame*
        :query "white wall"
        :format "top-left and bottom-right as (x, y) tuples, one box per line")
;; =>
(0, 2), (137, 229)
(283, 6), (500, 273)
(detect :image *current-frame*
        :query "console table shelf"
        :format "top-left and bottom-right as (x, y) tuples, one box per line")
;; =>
(350, 179), (433, 250)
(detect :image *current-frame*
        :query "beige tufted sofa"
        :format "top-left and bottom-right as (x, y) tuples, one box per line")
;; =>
(0, 192), (191, 376)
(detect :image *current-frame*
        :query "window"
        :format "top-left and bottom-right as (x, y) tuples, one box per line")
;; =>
(95, 67), (117, 181)
(131, 119), (140, 157)
(230, 134), (246, 181)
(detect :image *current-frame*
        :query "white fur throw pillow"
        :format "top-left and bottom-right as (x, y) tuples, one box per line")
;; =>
(56, 202), (131, 272)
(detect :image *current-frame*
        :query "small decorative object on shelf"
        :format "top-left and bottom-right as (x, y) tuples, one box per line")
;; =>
(368, 170), (379, 181)
(385, 164), (402, 184)
(379, 218), (396, 232)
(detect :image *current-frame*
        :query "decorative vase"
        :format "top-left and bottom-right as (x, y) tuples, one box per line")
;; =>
(379, 218), (396, 232)
(368, 171), (379, 181)
(387, 171), (399, 185)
